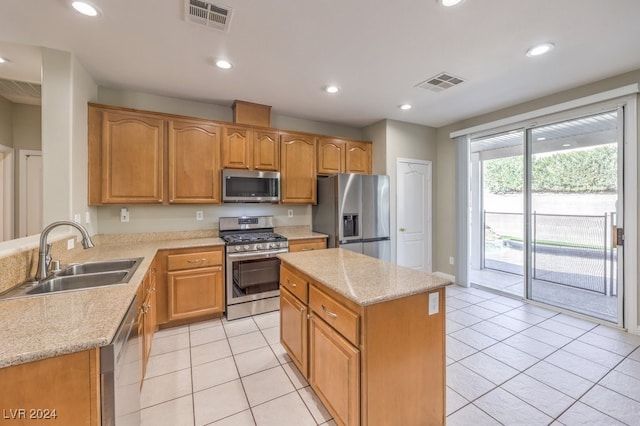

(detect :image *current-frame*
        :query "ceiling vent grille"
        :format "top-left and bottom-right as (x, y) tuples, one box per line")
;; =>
(185, 0), (233, 32)
(0, 78), (41, 104)
(415, 72), (465, 92)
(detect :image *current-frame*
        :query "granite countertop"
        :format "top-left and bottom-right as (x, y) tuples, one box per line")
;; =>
(0, 237), (224, 369)
(278, 248), (451, 306)
(275, 226), (328, 240)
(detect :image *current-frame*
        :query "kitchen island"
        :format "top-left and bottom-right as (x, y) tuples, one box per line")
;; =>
(278, 248), (451, 426)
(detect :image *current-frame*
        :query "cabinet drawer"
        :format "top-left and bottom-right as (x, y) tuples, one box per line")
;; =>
(309, 285), (359, 346)
(288, 239), (327, 253)
(280, 265), (308, 303)
(167, 250), (222, 271)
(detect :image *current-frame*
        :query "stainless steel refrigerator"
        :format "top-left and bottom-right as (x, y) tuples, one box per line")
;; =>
(312, 173), (391, 261)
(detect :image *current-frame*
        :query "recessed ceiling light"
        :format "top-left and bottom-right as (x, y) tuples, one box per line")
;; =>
(71, 1), (100, 17)
(439, 0), (464, 7)
(325, 85), (339, 94)
(215, 59), (232, 69)
(536, 137), (546, 141)
(526, 42), (554, 57)
(0, 57), (7, 64)
(400, 104), (412, 110)
(562, 143), (571, 147)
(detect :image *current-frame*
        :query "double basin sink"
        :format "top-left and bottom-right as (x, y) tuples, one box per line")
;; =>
(0, 258), (143, 300)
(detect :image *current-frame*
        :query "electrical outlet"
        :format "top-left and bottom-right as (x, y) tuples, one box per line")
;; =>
(67, 238), (75, 250)
(428, 292), (439, 315)
(74, 214), (81, 224)
(85, 211), (91, 224)
(288, 209), (293, 218)
(120, 207), (129, 223)
(196, 211), (204, 221)
(449, 256), (455, 265)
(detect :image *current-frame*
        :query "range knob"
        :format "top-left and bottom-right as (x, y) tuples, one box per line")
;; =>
(256, 244), (263, 250)
(234, 246), (241, 252)
(243, 245), (250, 251)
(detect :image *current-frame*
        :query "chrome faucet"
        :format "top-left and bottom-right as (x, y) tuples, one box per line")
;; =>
(35, 221), (95, 280)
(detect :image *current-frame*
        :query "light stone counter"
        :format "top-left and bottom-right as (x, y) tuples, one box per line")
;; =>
(0, 237), (223, 368)
(278, 248), (451, 306)
(275, 226), (328, 240)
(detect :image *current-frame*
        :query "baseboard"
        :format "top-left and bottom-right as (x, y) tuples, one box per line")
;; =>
(434, 271), (456, 283)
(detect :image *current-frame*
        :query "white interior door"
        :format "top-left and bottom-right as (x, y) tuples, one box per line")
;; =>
(397, 159), (432, 272)
(0, 145), (14, 242)
(19, 151), (43, 237)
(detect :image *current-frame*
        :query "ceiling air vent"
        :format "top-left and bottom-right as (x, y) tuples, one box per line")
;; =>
(185, 0), (233, 32)
(415, 72), (465, 92)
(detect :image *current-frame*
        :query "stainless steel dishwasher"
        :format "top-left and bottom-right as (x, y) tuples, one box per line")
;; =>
(101, 296), (141, 426)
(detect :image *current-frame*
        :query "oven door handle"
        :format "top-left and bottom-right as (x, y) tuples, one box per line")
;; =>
(227, 249), (288, 260)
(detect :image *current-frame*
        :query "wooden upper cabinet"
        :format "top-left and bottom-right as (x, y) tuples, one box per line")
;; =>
(317, 137), (372, 175)
(345, 140), (372, 174)
(221, 126), (252, 169)
(99, 110), (165, 204)
(168, 119), (221, 203)
(317, 138), (345, 175)
(222, 126), (279, 171)
(253, 130), (279, 171)
(280, 132), (317, 204)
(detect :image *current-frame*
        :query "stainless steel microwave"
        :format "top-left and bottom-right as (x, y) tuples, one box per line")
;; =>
(222, 169), (280, 203)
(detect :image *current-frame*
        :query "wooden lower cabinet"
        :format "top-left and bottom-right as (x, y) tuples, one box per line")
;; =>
(280, 263), (446, 426)
(280, 287), (308, 376)
(167, 266), (224, 321)
(309, 315), (360, 426)
(288, 237), (327, 253)
(0, 350), (100, 425)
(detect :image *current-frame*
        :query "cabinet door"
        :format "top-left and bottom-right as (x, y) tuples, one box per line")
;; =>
(317, 138), (345, 174)
(0, 350), (100, 426)
(101, 110), (165, 204)
(309, 316), (360, 426)
(167, 266), (224, 321)
(280, 287), (308, 377)
(345, 141), (372, 174)
(280, 132), (317, 204)
(222, 126), (252, 169)
(254, 130), (279, 171)
(168, 119), (221, 203)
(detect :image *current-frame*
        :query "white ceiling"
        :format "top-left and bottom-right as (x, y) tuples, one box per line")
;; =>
(1, 0), (640, 129)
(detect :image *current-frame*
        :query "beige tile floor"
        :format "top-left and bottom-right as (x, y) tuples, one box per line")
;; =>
(141, 285), (640, 425)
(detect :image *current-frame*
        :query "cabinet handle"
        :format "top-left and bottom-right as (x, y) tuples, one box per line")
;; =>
(321, 304), (338, 319)
(300, 306), (305, 312)
(288, 279), (297, 288)
(301, 248), (314, 251)
(158, 199), (163, 203)
(188, 258), (207, 263)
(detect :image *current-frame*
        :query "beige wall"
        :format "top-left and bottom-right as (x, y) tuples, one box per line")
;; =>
(12, 104), (41, 151)
(97, 87), (363, 140)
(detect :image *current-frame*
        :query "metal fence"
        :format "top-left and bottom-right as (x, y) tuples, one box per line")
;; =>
(483, 211), (617, 295)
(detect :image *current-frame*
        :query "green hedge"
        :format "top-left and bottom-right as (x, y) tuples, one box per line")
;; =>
(484, 146), (617, 194)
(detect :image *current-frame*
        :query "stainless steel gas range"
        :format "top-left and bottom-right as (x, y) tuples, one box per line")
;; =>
(219, 216), (288, 320)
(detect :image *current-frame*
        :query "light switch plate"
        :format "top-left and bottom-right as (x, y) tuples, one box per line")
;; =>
(120, 207), (129, 223)
(288, 209), (293, 218)
(74, 214), (81, 224)
(67, 238), (75, 250)
(428, 292), (439, 315)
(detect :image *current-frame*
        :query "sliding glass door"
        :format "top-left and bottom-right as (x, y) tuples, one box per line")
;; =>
(527, 110), (622, 323)
(469, 109), (623, 324)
